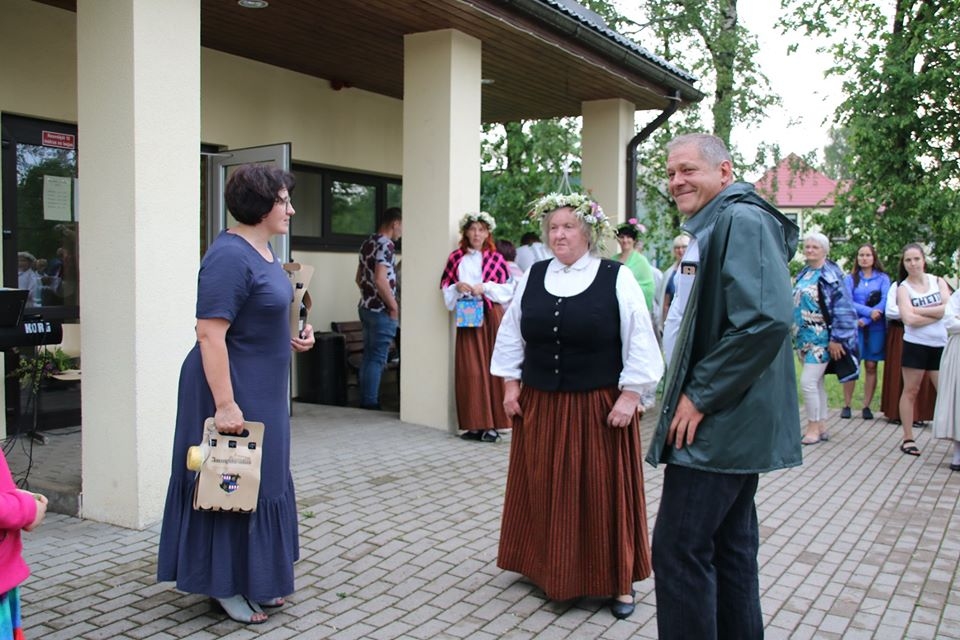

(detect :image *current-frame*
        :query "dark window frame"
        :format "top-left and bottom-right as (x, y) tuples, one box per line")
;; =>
(291, 163), (401, 253)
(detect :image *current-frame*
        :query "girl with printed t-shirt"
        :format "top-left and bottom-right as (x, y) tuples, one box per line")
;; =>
(895, 243), (951, 457)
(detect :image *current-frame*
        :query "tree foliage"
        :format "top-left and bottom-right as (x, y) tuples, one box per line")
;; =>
(479, 119), (581, 244)
(479, 0), (781, 265)
(821, 126), (851, 181)
(780, 0), (960, 277)
(623, 0), (780, 261)
(629, 0), (778, 147)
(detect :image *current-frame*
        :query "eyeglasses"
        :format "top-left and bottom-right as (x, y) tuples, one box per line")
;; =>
(275, 196), (293, 210)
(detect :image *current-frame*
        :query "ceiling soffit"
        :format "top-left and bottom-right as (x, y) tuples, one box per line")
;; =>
(36, 0), (702, 121)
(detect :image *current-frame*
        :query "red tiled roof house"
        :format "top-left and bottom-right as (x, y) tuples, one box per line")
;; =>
(754, 154), (838, 239)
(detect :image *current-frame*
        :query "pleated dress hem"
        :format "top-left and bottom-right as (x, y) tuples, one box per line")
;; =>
(157, 472), (300, 601)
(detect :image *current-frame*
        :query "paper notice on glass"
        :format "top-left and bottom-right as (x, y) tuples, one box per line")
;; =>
(43, 175), (73, 221)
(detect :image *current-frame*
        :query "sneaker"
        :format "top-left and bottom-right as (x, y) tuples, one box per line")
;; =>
(862, 407), (874, 420)
(840, 406), (852, 419)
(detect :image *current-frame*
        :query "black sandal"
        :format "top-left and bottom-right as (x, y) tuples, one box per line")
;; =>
(480, 429), (501, 442)
(899, 439), (921, 456)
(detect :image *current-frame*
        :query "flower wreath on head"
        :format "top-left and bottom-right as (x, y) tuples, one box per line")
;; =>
(616, 217), (647, 236)
(528, 192), (614, 254)
(458, 211), (497, 233)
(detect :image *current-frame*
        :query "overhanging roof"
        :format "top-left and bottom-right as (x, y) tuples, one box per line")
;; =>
(37, 0), (703, 122)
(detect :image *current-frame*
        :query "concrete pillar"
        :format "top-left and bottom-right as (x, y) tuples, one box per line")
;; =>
(581, 98), (636, 241)
(77, 0), (199, 528)
(400, 30), (481, 431)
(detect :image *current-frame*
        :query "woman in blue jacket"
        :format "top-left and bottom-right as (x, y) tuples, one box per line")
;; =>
(793, 232), (859, 445)
(841, 244), (891, 420)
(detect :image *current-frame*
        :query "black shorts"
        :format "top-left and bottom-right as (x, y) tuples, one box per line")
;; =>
(901, 341), (944, 371)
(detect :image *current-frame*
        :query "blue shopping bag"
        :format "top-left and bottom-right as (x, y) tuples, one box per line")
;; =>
(456, 298), (484, 327)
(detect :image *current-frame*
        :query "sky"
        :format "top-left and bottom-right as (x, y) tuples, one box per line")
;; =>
(732, 0), (846, 179)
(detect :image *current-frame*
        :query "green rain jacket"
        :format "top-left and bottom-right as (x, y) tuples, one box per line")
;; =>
(646, 182), (802, 474)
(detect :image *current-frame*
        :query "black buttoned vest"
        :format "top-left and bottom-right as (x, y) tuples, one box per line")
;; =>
(520, 259), (622, 391)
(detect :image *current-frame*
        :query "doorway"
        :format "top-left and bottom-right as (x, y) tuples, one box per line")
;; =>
(205, 143), (291, 259)
(0, 114), (81, 434)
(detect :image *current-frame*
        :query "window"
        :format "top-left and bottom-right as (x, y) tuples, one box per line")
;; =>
(291, 164), (401, 252)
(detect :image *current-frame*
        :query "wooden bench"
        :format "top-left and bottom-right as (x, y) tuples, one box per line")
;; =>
(330, 320), (399, 392)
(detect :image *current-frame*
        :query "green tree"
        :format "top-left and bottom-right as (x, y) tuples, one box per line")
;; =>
(480, 0), (781, 266)
(625, 0), (779, 148)
(480, 118), (580, 244)
(780, 0), (960, 277)
(625, 0), (781, 262)
(821, 126), (851, 181)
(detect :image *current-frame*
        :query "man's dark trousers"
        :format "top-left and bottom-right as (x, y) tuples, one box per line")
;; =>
(652, 464), (762, 640)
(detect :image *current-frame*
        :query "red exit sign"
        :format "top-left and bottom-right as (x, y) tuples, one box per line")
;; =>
(41, 131), (76, 150)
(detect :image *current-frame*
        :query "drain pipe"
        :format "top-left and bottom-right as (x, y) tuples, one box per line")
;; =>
(625, 90), (681, 220)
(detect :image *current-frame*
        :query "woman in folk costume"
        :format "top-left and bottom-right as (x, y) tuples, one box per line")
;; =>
(440, 211), (514, 442)
(491, 193), (663, 619)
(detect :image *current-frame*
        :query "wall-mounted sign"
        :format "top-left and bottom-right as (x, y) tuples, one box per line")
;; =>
(41, 130), (76, 150)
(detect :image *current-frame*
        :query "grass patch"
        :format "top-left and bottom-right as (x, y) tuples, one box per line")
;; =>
(794, 358), (885, 410)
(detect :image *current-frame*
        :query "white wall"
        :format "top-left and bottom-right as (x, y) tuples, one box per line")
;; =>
(200, 49), (402, 175)
(200, 49), (405, 331)
(0, 0), (78, 123)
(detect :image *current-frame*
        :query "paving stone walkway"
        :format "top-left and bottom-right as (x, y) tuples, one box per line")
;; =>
(11, 403), (960, 639)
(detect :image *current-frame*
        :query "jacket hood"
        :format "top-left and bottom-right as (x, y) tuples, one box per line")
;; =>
(684, 182), (799, 257)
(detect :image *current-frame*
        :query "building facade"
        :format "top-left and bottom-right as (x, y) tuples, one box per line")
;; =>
(1, 0), (700, 527)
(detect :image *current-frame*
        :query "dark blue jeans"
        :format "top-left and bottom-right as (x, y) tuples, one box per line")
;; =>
(652, 465), (762, 640)
(358, 307), (398, 408)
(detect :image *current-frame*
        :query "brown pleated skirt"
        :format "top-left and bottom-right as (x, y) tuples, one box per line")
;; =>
(454, 302), (509, 430)
(497, 386), (652, 601)
(879, 321), (937, 421)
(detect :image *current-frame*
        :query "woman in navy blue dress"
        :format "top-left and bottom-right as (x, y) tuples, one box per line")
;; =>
(841, 244), (891, 420)
(157, 165), (315, 624)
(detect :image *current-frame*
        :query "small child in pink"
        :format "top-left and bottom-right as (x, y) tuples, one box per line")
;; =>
(0, 451), (46, 640)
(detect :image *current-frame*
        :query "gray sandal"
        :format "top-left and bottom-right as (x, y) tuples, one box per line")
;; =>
(215, 595), (267, 624)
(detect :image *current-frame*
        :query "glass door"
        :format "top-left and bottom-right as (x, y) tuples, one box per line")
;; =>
(1, 115), (79, 319)
(206, 143), (291, 259)
(1, 114), (81, 433)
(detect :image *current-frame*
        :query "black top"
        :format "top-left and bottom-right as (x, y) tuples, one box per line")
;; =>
(520, 259), (622, 392)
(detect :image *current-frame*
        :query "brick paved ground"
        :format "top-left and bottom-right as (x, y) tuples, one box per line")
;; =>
(11, 403), (960, 639)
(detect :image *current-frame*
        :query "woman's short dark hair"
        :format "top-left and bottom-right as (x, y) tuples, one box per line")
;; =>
(520, 232), (540, 245)
(616, 224), (638, 240)
(496, 239), (517, 262)
(224, 164), (295, 225)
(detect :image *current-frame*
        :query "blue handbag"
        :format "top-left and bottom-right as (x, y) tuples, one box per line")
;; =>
(456, 298), (484, 327)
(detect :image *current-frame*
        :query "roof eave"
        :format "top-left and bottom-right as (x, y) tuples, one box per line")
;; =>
(501, 0), (705, 106)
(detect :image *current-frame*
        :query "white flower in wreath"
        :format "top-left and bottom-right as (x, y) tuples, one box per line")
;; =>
(528, 192), (614, 254)
(458, 211), (497, 233)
